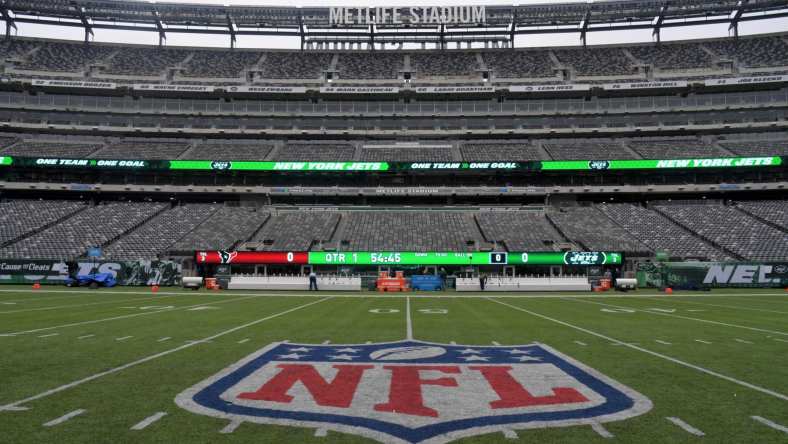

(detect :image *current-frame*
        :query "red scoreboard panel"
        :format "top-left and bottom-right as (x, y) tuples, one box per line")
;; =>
(195, 251), (308, 265)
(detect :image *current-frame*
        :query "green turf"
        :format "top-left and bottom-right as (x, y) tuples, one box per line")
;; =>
(0, 286), (786, 443)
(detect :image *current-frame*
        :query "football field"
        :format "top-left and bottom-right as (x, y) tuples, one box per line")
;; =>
(1, 287), (786, 443)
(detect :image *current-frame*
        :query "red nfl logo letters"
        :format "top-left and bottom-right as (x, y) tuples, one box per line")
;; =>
(176, 340), (652, 443)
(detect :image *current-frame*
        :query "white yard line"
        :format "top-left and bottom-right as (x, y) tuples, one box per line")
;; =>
(751, 416), (788, 434)
(487, 298), (788, 402)
(695, 339), (712, 344)
(491, 341), (501, 346)
(590, 422), (614, 438)
(314, 428), (328, 437)
(220, 420), (243, 434)
(0, 297), (332, 412)
(773, 338), (788, 343)
(157, 337), (171, 342)
(38, 333), (59, 338)
(734, 338), (754, 344)
(570, 298), (788, 336)
(405, 296), (413, 340)
(574, 340), (587, 346)
(655, 340), (672, 345)
(237, 338), (250, 344)
(4, 295), (259, 336)
(322, 340), (331, 344)
(115, 336), (133, 341)
(43, 409), (85, 427)
(666, 417), (705, 436)
(131, 411), (167, 431)
(77, 334), (95, 340)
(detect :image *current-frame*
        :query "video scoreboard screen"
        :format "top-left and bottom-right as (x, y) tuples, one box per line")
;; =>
(195, 251), (622, 266)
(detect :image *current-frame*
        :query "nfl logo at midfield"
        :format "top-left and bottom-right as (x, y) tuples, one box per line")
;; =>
(176, 341), (652, 443)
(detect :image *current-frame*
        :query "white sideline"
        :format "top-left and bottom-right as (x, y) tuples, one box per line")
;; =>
(4, 295), (259, 336)
(487, 298), (788, 401)
(591, 422), (614, 438)
(131, 411), (167, 430)
(751, 416), (788, 434)
(43, 409), (85, 427)
(666, 417), (705, 436)
(0, 297), (332, 412)
(2, 288), (787, 299)
(570, 298), (788, 336)
(0, 293), (191, 315)
(405, 296), (413, 340)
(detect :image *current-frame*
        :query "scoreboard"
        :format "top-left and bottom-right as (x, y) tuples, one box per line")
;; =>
(196, 250), (622, 266)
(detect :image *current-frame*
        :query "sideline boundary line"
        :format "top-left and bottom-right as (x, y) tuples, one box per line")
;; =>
(1, 288), (787, 299)
(0, 297), (332, 412)
(487, 298), (788, 401)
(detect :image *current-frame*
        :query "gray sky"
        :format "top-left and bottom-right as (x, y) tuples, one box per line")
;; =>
(8, 0), (788, 49)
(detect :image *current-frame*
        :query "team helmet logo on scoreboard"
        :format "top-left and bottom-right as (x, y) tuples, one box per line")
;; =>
(588, 160), (611, 171)
(217, 250), (237, 264)
(211, 161), (232, 170)
(176, 340), (651, 443)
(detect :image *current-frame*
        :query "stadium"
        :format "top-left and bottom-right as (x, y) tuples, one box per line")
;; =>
(0, 0), (787, 442)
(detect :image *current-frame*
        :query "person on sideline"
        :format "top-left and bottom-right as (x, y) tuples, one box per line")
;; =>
(309, 269), (318, 291)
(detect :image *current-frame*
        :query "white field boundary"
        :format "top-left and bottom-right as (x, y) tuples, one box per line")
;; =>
(568, 298), (788, 337)
(0, 288), (787, 299)
(486, 298), (788, 402)
(0, 297), (333, 412)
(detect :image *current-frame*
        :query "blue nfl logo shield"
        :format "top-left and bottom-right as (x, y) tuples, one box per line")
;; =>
(176, 340), (652, 443)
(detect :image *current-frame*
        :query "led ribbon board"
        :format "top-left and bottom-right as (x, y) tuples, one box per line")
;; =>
(169, 161), (389, 171)
(195, 251), (622, 266)
(541, 157), (782, 171)
(2, 156), (782, 172)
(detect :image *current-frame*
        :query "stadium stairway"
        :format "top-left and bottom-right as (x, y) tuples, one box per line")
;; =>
(650, 204), (746, 261)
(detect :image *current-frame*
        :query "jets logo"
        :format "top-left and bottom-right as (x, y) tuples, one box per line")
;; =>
(176, 340), (651, 443)
(211, 161), (231, 170)
(588, 161), (611, 171)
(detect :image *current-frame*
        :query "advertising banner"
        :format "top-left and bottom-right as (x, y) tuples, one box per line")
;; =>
(227, 86), (308, 94)
(637, 261), (788, 288)
(0, 260), (181, 286)
(31, 79), (117, 90)
(320, 86), (400, 94)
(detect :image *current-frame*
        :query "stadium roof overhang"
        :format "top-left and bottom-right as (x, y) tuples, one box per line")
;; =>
(1, 0), (787, 48)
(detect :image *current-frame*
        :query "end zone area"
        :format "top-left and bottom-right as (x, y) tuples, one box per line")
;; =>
(1, 286), (786, 443)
